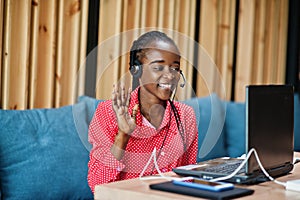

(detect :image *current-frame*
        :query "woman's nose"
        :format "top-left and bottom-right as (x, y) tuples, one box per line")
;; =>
(162, 68), (175, 79)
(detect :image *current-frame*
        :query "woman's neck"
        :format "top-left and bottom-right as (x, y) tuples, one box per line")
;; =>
(139, 89), (167, 129)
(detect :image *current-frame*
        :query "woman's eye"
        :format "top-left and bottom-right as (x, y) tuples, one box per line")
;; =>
(170, 67), (180, 72)
(153, 65), (164, 71)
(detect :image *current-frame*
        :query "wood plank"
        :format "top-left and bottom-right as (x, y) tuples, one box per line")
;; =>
(215, 0), (235, 100)
(163, 0), (176, 31)
(96, 0), (122, 100)
(77, 0), (89, 98)
(55, 0), (81, 107)
(175, 0), (196, 100)
(35, 0), (56, 108)
(28, 0), (40, 109)
(141, 0), (158, 27)
(186, 0), (197, 99)
(226, 0), (237, 100)
(235, 0), (255, 102)
(61, 0), (81, 106)
(55, 0), (64, 107)
(2, 0), (31, 109)
(120, 0), (141, 90)
(0, 0), (4, 108)
(196, 0), (218, 98)
(275, 0), (288, 83)
(1, 0), (9, 108)
(263, 0), (277, 84)
(251, 0), (266, 84)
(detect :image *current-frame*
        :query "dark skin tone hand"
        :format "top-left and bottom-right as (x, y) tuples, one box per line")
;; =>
(111, 84), (138, 160)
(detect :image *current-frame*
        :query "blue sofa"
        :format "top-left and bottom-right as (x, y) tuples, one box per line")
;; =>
(0, 94), (299, 199)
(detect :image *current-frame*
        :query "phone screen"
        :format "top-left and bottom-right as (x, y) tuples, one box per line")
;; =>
(173, 177), (234, 192)
(183, 179), (222, 186)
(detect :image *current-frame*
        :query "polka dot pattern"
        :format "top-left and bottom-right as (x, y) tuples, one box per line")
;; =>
(87, 88), (198, 193)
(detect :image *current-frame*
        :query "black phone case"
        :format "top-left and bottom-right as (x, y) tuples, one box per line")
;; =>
(150, 181), (254, 200)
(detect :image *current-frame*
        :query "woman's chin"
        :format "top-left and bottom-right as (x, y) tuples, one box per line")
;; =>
(157, 88), (173, 100)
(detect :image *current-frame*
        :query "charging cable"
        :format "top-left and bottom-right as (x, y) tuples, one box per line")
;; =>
(139, 147), (291, 188)
(139, 147), (169, 180)
(139, 148), (182, 181)
(209, 148), (286, 187)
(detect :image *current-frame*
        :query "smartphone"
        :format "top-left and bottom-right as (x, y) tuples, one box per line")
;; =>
(172, 177), (234, 192)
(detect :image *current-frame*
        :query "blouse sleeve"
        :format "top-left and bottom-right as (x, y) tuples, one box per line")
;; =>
(87, 101), (125, 193)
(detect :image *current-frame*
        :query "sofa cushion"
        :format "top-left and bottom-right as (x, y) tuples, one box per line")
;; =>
(224, 101), (246, 157)
(184, 94), (227, 162)
(74, 95), (103, 151)
(0, 103), (93, 199)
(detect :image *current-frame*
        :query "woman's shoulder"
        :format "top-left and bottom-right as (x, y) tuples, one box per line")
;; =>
(172, 100), (195, 115)
(95, 99), (113, 113)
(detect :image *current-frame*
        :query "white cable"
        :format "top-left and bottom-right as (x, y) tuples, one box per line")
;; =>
(139, 147), (288, 187)
(210, 148), (286, 187)
(139, 148), (171, 181)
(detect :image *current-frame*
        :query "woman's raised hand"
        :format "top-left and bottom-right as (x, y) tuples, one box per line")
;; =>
(112, 84), (137, 135)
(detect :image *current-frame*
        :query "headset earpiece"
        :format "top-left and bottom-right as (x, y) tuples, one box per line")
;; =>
(130, 60), (143, 78)
(129, 49), (143, 78)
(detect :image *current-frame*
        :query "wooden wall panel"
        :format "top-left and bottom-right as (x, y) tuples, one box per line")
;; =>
(235, 0), (289, 102)
(0, 0), (291, 109)
(0, 0), (88, 109)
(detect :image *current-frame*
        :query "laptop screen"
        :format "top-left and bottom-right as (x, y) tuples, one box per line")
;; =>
(245, 85), (294, 175)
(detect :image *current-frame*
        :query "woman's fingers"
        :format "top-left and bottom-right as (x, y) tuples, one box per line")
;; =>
(112, 84), (118, 110)
(124, 87), (131, 113)
(112, 84), (133, 118)
(121, 85), (126, 106)
(132, 104), (139, 124)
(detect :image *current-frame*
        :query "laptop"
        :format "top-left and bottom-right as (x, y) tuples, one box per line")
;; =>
(173, 85), (294, 184)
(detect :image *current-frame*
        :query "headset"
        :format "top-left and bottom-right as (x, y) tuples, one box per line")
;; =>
(130, 49), (186, 88)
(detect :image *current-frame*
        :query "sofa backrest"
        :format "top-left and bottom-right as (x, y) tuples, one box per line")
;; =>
(0, 101), (94, 199)
(183, 94), (246, 162)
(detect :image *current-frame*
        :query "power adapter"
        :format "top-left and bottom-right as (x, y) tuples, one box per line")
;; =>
(286, 179), (300, 192)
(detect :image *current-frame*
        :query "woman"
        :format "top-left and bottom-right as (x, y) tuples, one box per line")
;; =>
(87, 31), (198, 193)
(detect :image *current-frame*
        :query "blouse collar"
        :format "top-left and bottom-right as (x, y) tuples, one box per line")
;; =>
(129, 87), (172, 131)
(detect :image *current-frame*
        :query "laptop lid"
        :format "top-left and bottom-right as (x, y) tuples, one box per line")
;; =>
(246, 85), (294, 176)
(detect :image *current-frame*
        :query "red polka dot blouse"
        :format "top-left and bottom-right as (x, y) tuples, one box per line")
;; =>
(87, 87), (198, 193)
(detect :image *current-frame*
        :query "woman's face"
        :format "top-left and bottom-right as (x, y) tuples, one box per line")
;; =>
(139, 40), (181, 101)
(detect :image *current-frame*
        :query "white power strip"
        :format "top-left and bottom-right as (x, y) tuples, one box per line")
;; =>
(286, 179), (300, 192)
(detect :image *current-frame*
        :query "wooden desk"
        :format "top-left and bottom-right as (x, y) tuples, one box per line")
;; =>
(95, 153), (300, 200)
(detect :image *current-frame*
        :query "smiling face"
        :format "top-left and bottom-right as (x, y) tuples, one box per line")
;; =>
(138, 40), (181, 103)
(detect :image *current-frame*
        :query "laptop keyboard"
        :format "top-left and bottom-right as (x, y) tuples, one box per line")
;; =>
(204, 160), (245, 174)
